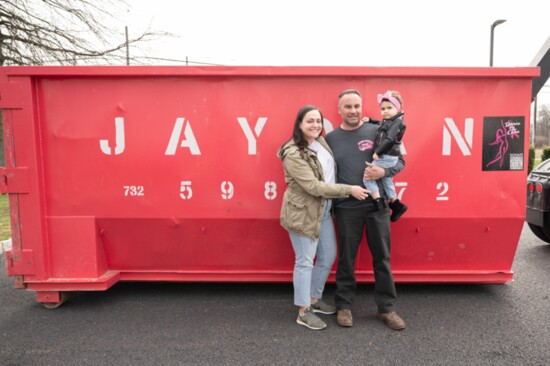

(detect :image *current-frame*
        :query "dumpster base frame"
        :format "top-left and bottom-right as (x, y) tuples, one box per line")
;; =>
(18, 269), (512, 306)
(25, 270), (120, 289)
(114, 269), (513, 284)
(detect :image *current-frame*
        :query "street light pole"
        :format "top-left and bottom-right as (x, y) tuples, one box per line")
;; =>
(490, 19), (507, 66)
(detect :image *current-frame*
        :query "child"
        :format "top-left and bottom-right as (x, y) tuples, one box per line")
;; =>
(363, 90), (408, 222)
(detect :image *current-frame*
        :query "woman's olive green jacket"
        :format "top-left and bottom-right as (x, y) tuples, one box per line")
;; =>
(278, 136), (353, 238)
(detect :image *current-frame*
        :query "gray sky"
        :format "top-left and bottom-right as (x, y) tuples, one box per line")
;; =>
(123, 0), (550, 103)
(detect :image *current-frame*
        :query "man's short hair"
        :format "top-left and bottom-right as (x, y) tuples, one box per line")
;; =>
(338, 89), (362, 100)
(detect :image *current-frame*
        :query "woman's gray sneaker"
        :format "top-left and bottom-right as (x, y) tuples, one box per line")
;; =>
(296, 308), (327, 330)
(310, 298), (337, 314)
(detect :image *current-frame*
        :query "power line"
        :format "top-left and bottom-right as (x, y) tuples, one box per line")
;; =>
(135, 56), (224, 66)
(8, 55), (225, 66)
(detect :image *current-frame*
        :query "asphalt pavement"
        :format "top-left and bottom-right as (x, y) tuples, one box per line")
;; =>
(0, 223), (549, 366)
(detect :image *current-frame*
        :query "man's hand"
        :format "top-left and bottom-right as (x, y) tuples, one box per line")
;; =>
(363, 162), (385, 181)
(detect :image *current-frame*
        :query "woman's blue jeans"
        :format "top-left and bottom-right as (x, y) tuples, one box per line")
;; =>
(288, 200), (337, 307)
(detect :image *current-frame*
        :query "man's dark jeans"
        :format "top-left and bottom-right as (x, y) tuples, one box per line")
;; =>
(334, 205), (397, 313)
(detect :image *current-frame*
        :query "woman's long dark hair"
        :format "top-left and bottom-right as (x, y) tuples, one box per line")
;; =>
(279, 105), (324, 153)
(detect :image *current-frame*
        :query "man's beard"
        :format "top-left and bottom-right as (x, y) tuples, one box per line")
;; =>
(343, 119), (361, 128)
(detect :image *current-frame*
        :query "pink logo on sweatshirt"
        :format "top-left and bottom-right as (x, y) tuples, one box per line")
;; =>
(357, 139), (373, 151)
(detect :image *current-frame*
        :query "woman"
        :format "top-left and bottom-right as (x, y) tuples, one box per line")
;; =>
(278, 105), (369, 330)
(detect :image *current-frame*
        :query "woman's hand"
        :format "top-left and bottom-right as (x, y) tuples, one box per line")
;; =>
(361, 116), (370, 123)
(350, 186), (370, 200)
(373, 153), (380, 161)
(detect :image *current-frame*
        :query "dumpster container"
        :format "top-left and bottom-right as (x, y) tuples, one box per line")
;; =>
(0, 66), (539, 307)
(526, 158), (550, 243)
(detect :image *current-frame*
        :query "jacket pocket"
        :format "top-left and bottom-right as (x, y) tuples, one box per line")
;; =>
(282, 196), (309, 233)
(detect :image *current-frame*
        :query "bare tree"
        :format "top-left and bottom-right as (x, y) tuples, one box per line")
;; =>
(535, 105), (550, 148)
(0, 0), (167, 66)
(0, 0), (169, 164)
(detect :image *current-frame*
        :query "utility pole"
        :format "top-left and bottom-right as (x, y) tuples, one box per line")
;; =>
(125, 26), (130, 66)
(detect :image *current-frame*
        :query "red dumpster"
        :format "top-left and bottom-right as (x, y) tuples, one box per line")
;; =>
(0, 66), (539, 307)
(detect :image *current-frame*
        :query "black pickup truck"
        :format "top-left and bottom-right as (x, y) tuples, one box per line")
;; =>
(526, 159), (550, 243)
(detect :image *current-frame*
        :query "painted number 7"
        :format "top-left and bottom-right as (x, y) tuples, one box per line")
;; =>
(395, 182), (407, 201)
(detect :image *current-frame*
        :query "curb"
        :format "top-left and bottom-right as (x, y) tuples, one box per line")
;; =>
(0, 238), (12, 255)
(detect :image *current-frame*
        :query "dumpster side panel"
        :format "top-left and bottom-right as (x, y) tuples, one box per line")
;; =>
(0, 67), (537, 292)
(38, 74), (529, 279)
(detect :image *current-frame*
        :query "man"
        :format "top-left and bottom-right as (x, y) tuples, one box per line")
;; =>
(325, 89), (406, 330)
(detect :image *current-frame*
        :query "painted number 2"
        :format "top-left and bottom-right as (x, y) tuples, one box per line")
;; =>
(436, 182), (449, 201)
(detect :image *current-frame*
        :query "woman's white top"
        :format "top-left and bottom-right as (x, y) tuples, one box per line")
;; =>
(310, 140), (336, 184)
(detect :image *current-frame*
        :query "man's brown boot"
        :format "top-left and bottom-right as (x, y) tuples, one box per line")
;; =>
(376, 311), (406, 330)
(337, 309), (353, 327)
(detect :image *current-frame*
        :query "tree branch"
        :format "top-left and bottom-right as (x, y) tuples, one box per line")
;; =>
(0, 0), (172, 66)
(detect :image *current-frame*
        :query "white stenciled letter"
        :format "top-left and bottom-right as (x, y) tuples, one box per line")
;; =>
(100, 117), (125, 155)
(237, 117), (268, 155)
(442, 118), (473, 156)
(165, 118), (201, 155)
